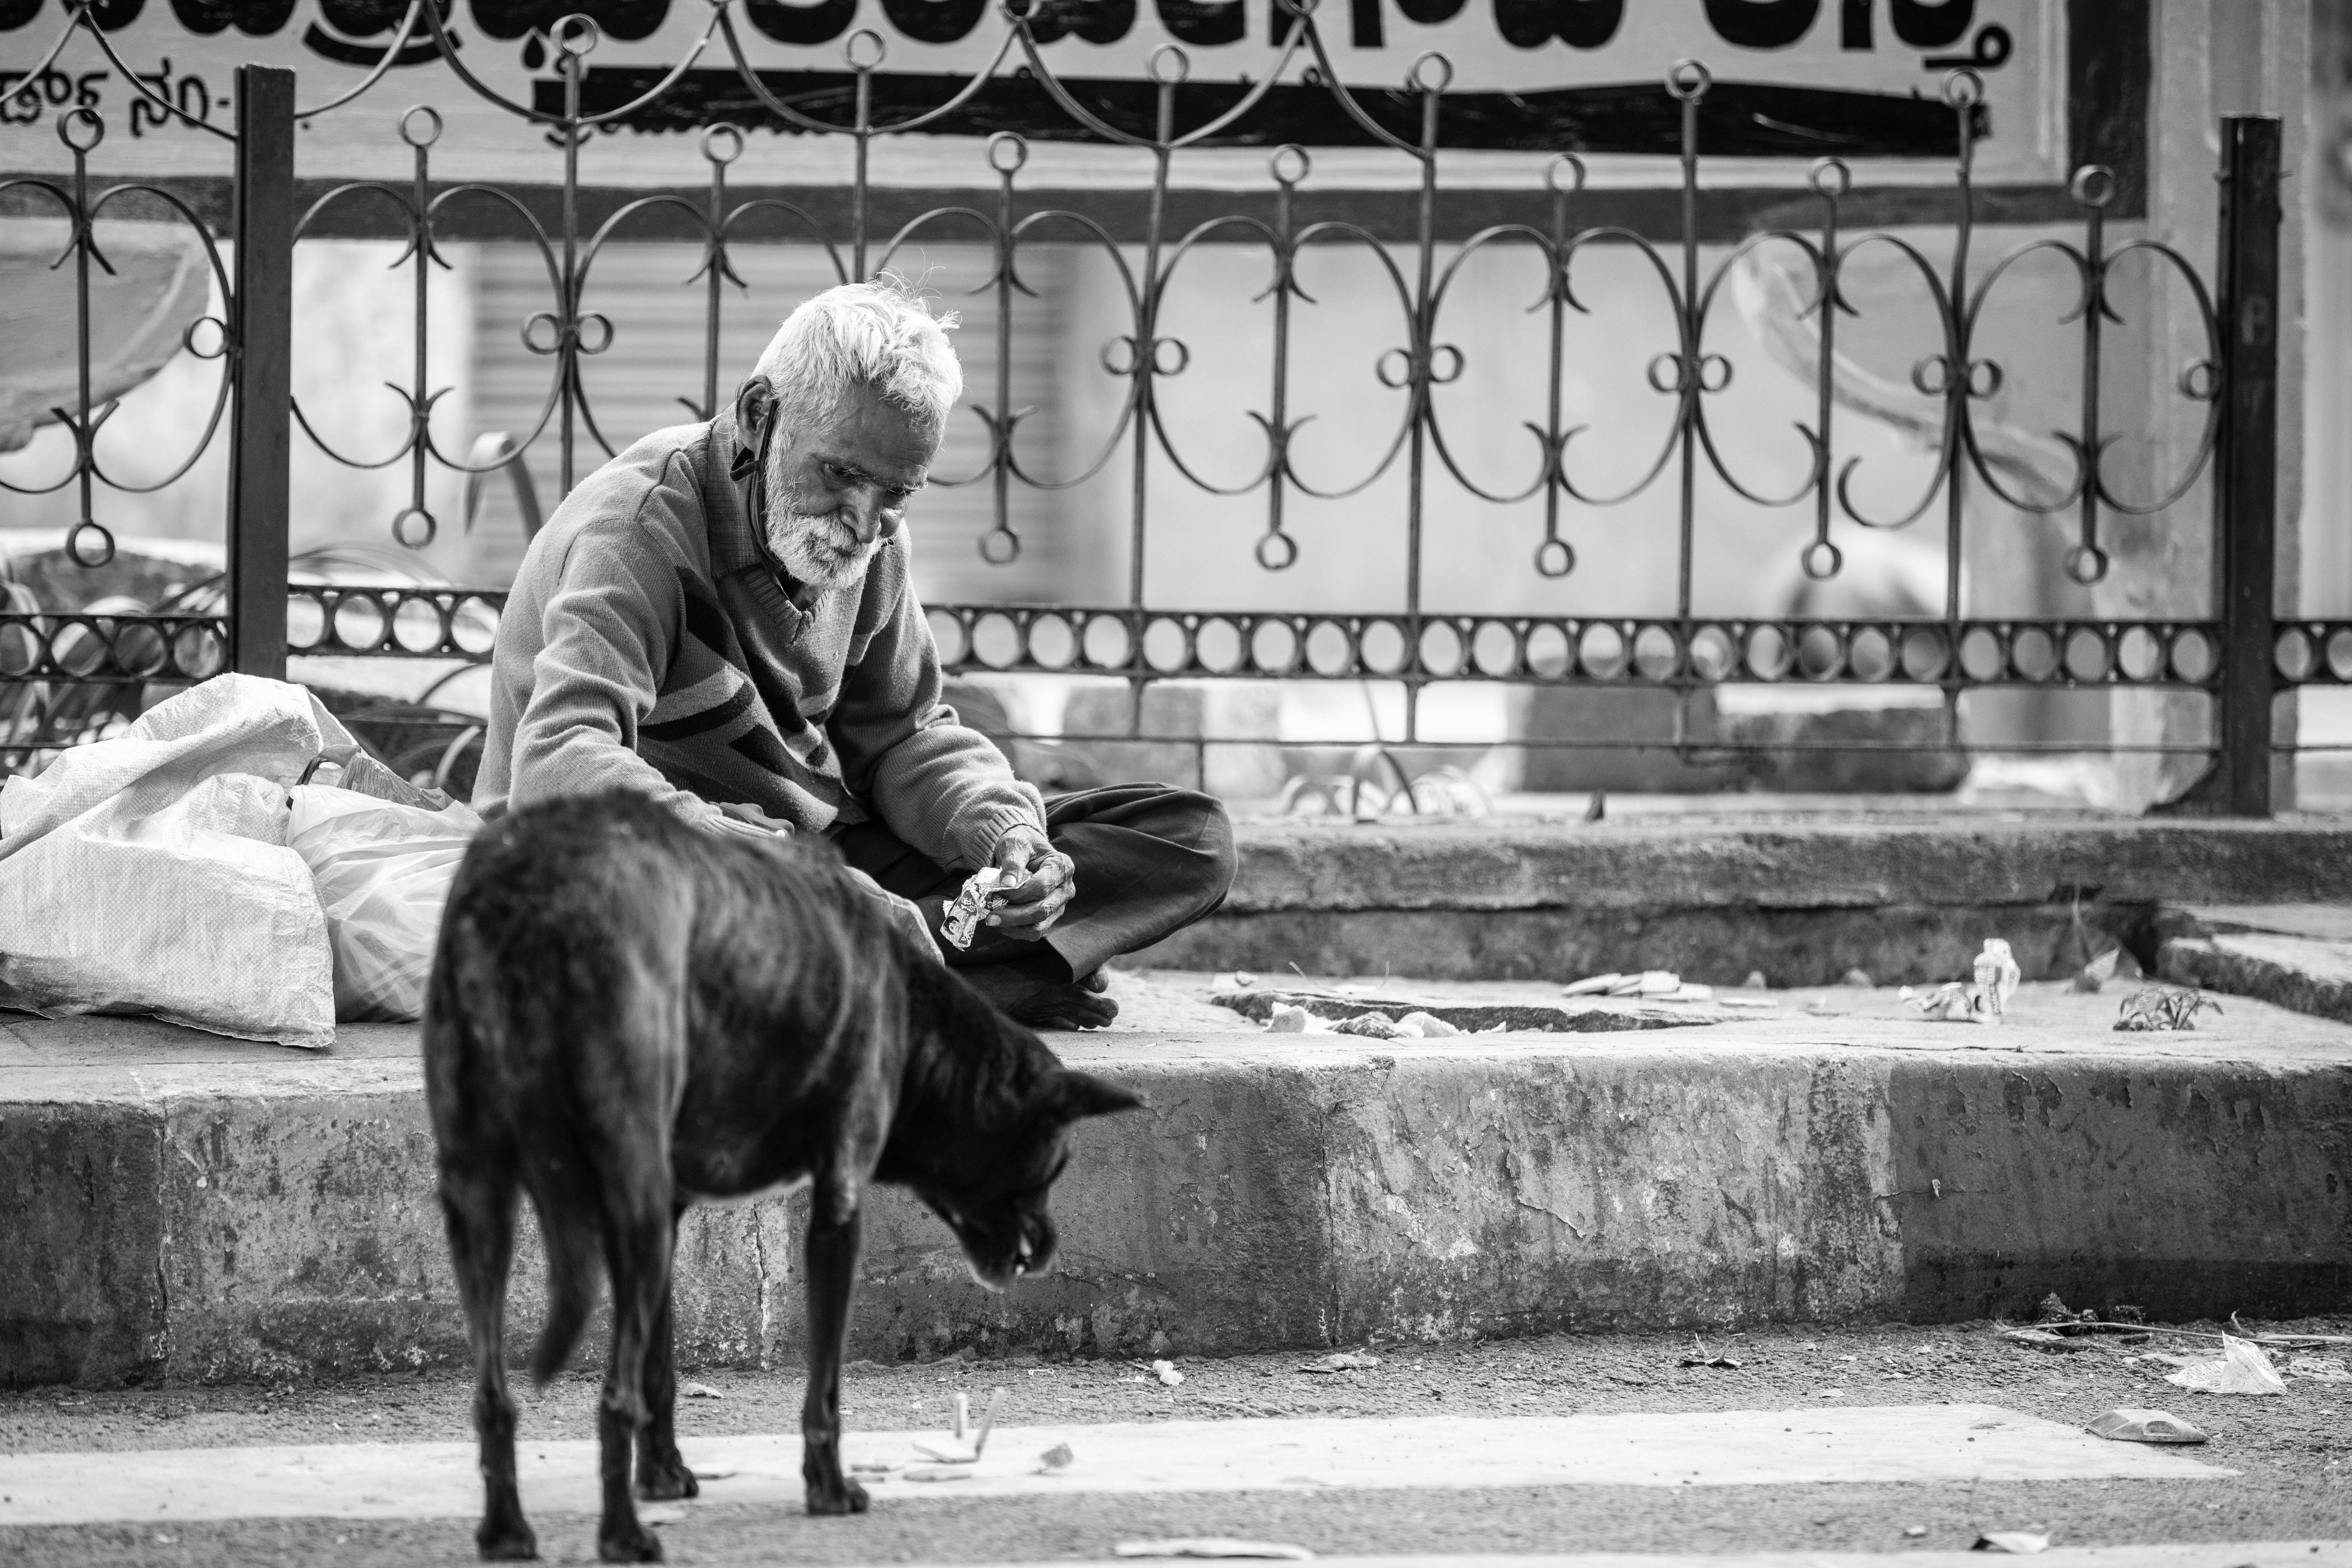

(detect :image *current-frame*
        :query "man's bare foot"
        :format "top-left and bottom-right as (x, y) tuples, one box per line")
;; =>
(961, 963), (1119, 1029)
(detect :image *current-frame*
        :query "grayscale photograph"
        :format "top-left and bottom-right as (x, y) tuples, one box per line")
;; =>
(0, 0), (2346, 1564)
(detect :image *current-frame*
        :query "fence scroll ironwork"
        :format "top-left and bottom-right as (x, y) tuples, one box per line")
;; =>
(0, 0), (2298, 811)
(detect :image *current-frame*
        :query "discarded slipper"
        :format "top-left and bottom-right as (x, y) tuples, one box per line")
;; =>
(2087, 1407), (2208, 1444)
(1973, 1531), (2051, 1554)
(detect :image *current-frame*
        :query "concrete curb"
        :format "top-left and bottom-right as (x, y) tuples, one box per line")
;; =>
(1153, 819), (2352, 985)
(2157, 907), (2352, 1024)
(6, 1018), (2347, 1388)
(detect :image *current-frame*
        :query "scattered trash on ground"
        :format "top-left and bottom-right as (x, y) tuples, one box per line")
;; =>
(1973, 1530), (2052, 1554)
(848, 1460), (898, 1475)
(1902, 981), (1979, 1024)
(2116, 986), (2221, 1032)
(1150, 1359), (1185, 1387)
(2288, 1354), (2352, 1382)
(2015, 1295), (2150, 1345)
(1332, 1013), (1412, 1039)
(680, 1380), (723, 1399)
(1399, 1010), (1460, 1036)
(2164, 1335), (2287, 1395)
(1679, 1336), (1742, 1370)
(1300, 1352), (1380, 1374)
(1036, 1442), (1075, 1475)
(1741, 971), (1768, 989)
(1840, 968), (1875, 988)
(2087, 1407), (2209, 1444)
(1903, 1524), (1928, 1538)
(1901, 938), (2024, 1027)
(1115, 1541), (1315, 1560)
(2220, 1316), (2352, 1354)
(1973, 939), (2021, 1020)
(1266, 1003), (1326, 1034)
(2230, 1312), (2352, 1349)
(2072, 946), (2121, 993)
(1560, 970), (1722, 1003)
(2001, 1326), (2094, 1354)
(917, 1387), (1008, 1463)
(904, 1465), (973, 1482)
(1718, 992), (1778, 1010)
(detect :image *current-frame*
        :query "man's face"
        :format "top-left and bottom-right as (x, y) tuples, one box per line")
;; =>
(763, 380), (939, 588)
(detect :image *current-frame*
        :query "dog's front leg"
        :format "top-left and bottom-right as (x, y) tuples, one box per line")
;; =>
(800, 1197), (869, 1515)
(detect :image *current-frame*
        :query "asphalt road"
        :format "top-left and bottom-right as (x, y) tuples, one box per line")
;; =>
(4, 1316), (2347, 1566)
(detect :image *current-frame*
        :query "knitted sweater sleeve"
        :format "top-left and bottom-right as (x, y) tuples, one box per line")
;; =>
(505, 460), (730, 833)
(828, 542), (1045, 870)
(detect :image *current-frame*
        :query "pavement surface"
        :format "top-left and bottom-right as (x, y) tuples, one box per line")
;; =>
(4, 1318), (2349, 1566)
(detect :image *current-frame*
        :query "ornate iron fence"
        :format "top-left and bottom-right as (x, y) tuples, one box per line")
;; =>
(0, 0), (2296, 809)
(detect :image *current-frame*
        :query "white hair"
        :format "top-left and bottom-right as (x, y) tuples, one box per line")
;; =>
(753, 273), (962, 436)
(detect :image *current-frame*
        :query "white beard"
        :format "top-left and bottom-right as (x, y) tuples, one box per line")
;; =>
(764, 482), (881, 588)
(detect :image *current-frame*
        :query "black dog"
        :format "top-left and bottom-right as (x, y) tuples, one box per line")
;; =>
(423, 792), (1140, 1562)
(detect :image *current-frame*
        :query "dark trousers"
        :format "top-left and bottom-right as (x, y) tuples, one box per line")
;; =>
(829, 783), (1236, 981)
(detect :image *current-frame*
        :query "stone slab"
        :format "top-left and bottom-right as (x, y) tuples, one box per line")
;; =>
(1134, 817), (2352, 985)
(4, 976), (2347, 1388)
(2157, 905), (2352, 1024)
(1219, 818), (2352, 915)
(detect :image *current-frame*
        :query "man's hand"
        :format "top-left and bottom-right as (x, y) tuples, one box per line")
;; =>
(986, 824), (1074, 938)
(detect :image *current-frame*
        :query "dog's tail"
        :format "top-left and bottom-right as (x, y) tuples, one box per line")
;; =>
(527, 1201), (603, 1389)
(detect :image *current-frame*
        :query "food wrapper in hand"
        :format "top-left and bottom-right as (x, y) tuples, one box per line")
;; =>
(941, 866), (1009, 950)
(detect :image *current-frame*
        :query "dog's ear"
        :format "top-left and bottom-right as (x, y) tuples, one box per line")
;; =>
(1042, 1069), (1146, 1122)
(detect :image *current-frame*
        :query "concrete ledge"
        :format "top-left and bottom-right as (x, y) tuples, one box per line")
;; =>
(1155, 817), (2352, 984)
(2157, 906), (2352, 1024)
(6, 987), (2348, 1387)
(1222, 818), (2352, 913)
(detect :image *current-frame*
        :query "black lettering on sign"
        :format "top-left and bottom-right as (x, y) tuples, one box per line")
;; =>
(1890, 0), (1971, 48)
(745, 0), (857, 45)
(157, 0), (294, 31)
(1841, 0), (1869, 47)
(0, 0), (42, 34)
(1703, 0), (1819, 49)
(1396, 0), (1468, 20)
(1351, 0), (1379, 49)
(1494, 0), (1624, 50)
(1024, 0), (1136, 45)
(880, 0), (986, 44)
(1155, 0), (1243, 46)
(470, 0), (670, 42)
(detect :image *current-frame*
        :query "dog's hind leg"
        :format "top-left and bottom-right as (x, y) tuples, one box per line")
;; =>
(799, 1179), (870, 1516)
(633, 1202), (699, 1503)
(596, 1186), (674, 1563)
(441, 1163), (536, 1562)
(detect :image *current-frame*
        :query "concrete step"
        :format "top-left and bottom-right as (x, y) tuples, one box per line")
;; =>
(6, 972), (2347, 1389)
(1163, 816), (2352, 984)
(2157, 904), (2352, 1024)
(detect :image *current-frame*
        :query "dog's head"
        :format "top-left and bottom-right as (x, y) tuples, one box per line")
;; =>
(915, 1067), (1142, 1293)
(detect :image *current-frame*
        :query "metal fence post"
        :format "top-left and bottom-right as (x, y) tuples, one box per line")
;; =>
(2197, 113), (2283, 815)
(228, 64), (295, 681)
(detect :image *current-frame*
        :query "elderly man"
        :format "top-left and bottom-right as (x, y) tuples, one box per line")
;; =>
(474, 276), (1235, 1028)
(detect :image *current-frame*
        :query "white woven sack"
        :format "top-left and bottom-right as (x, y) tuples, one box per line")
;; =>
(286, 786), (480, 1023)
(0, 674), (350, 1048)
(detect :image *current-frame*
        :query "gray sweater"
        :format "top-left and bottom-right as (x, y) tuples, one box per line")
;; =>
(473, 406), (1044, 871)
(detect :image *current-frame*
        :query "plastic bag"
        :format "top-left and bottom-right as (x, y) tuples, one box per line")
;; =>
(0, 677), (349, 1048)
(2163, 1334), (2287, 1395)
(287, 786), (481, 1022)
